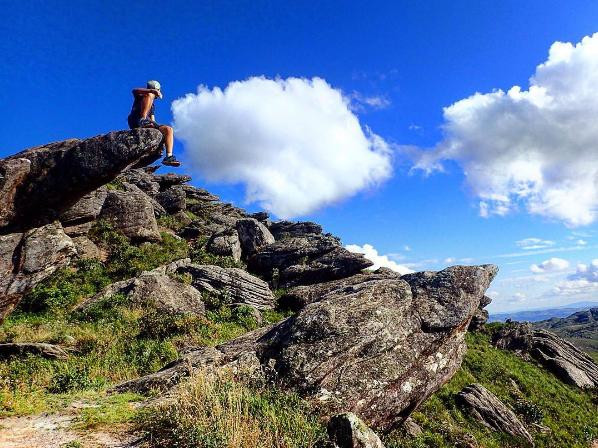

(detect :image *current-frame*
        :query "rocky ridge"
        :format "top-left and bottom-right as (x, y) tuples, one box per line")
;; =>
(493, 321), (598, 388)
(3, 131), (597, 447)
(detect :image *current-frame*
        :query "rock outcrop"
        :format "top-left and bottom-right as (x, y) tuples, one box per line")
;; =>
(206, 229), (242, 262)
(236, 218), (276, 257)
(0, 222), (76, 321)
(100, 189), (162, 243)
(269, 220), (323, 240)
(116, 264), (497, 431)
(457, 384), (534, 445)
(0, 130), (164, 321)
(327, 412), (385, 448)
(59, 186), (108, 236)
(156, 185), (186, 214)
(493, 322), (598, 388)
(280, 268), (400, 311)
(0, 129), (163, 232)
(469, 295), (491, 331)
(247, 234), (373, 288)
(76, 272), (205, 316)
(165, 262), (276, 310)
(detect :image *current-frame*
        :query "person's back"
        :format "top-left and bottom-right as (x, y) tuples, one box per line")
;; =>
(128, 80), (180, 167)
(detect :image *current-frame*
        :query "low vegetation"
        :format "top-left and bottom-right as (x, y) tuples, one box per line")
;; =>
(1, 221), (596, 447)
(137, 371), (326, 448)
(0, 222), (286, 419)
(385, 324), (598, 448)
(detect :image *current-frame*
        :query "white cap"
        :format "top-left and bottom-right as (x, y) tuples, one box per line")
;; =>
(147, 80), (161, 90)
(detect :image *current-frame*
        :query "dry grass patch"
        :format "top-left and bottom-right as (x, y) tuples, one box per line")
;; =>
(137, 371), (326, 448)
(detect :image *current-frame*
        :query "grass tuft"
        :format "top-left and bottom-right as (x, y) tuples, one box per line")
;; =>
(136, 371), (326, 448)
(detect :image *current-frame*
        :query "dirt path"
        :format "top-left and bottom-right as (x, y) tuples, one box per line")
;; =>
(0, 411), (139, 448)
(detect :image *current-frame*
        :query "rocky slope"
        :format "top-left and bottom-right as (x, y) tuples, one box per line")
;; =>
(534, 307), (598, 356)
(1, 131), (597, 448)
(0, 129), (164, 321)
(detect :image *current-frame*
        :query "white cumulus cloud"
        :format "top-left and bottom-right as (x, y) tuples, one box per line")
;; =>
(415, 33), (598, 227)
(346, 243), (413, 274)
(552, 259), (598, 296)
(569, 259), (598, 282)
(530, 257), (570, 273)
(172, 76), (393, 218)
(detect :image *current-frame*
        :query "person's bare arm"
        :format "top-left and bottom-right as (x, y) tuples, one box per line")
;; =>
(132, 88), (161, 97)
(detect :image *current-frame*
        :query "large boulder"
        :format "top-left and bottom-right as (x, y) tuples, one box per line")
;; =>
(280, 268), (400, 311)
(0, 222), (76, 321)
(206, 228), (242, 262)
(269, 220), (323, 240)
(327, 413), (385, 448)
(235, 218), (275, 257)
(492, 322), (598, 388)
(116, 265), (497, 432)
(247, 234), (373, 288)
(117, 168), (160, 196)
(167, 262), (276, 310)
(59, 186), (108, 228)
(156, 185), (186, 214)
(457, 384), (534, 446)
(75, 272), (205, 316)
(100, 189), (162, 243)
(0, 129), (163, 232)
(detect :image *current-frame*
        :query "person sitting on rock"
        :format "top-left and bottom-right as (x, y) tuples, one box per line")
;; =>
(128, 80), (180, 167)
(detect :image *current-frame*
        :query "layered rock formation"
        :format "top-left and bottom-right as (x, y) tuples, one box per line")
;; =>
(493, 322), (598, 388)
(116, 264), (497, 431)
(247, 233), (373, 288)
(457, 384), (534, 445)
(0, 222), (76, 320)
(75, 271), (206, 316)
(165, 261), (276, 310)
(0, 130), (505, 439)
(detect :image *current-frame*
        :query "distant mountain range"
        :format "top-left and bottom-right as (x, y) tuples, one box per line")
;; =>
(488, 301), (598, 323)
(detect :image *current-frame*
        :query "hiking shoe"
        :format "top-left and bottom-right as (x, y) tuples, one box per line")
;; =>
(162, 155), (181, 167)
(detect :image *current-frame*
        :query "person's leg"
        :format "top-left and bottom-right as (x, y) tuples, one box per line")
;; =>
(158, 125), (174, 156)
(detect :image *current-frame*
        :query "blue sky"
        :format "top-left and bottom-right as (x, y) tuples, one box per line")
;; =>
(2, 0), (598, 312)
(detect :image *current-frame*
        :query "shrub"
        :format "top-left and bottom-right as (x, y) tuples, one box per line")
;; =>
(90, 220), (189, 279)
(189, 239), (244, 269)
(19, 259), (111, 313)
(49, 365), (103, 393)
(513, 398), (544, 424)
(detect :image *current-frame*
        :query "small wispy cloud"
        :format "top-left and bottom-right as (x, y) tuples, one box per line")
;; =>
(516, 238), (555, 250)
(349, 91), (391, 111)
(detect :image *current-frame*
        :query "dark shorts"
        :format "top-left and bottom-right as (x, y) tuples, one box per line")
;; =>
(128, 115), (161, 130)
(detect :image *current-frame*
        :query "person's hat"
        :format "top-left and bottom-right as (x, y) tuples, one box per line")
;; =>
(147, 80), (161, 90)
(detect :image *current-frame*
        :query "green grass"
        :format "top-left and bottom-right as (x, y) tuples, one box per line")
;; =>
(384, 325), (598, 448)
(72, 391), (143, 430)
(0, 223), (290, 418)
(3, 219), (596, 447)
(89, 220), (189, 279)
